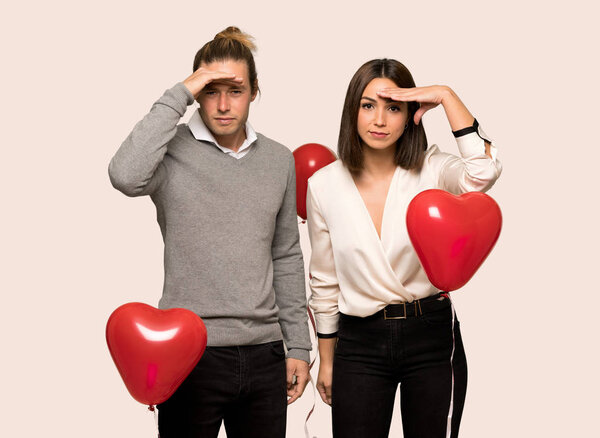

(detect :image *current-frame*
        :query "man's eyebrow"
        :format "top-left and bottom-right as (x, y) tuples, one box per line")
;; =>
(209, 80), (244, 89)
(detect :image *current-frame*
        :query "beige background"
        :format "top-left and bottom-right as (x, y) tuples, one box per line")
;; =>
(2, 0), (599, 436)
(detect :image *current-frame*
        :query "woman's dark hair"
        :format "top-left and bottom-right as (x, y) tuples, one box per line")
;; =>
(338, 59), (428, 172)
(192, 26), (259, 94)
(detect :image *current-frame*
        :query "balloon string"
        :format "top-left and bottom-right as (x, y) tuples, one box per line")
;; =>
(148, 405), (160, 437)
(445, 294), (456, 438)
(304, 305), (318, 438)
(303, 386), (317, 438)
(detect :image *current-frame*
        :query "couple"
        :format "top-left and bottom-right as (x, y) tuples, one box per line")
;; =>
(109, 26), (501, 438)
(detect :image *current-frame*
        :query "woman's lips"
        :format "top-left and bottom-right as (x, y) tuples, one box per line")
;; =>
(369, 131), (389, 138)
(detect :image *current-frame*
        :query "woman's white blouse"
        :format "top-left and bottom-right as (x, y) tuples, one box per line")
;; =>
(306, 131), (502, 336)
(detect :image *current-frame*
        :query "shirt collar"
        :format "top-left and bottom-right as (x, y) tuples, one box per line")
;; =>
(188, 109), (257, 155)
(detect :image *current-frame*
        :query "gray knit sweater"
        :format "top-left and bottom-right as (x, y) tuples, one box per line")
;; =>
(109, 83), (311, 362)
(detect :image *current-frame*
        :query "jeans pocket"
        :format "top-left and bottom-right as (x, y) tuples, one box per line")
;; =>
(421, 305), (453, 326)
(334, 332), (351, 358)
(268, 340), (286, 357)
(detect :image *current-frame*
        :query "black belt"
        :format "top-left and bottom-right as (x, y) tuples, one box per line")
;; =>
(381, 292), (449, 320)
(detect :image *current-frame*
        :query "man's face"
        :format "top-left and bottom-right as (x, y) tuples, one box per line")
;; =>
(197, 59), (257, 148)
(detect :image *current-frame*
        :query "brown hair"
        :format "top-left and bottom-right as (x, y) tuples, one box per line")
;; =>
(192, 26), (259, 94)
(338, 59), (428, 173)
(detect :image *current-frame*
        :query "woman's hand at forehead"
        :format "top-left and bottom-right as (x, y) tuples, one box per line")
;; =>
(376, 85), (451, 126)
(377, 84), (490, 157)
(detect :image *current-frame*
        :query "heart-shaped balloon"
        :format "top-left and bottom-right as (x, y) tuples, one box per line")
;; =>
(106, 303), (207, 406)
(406, 189), (502, 291)
(293, 143), (337, 220)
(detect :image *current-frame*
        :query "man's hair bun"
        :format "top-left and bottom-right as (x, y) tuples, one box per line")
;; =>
(192, 26), (259, 94)
(214, 26), (256, 51)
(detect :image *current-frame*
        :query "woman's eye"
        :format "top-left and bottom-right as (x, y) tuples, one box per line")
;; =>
(361, 103), (373, 109)
(389, 105), (401, 112)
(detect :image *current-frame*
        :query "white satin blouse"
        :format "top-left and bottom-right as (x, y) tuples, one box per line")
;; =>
(306, 130), (502, 335)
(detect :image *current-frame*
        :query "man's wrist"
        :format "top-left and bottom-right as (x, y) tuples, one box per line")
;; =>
(173, 82), (195, 106)
(286, 348), (310, 364)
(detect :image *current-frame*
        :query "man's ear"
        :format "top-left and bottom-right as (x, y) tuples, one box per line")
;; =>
(251, 81), (259, 101)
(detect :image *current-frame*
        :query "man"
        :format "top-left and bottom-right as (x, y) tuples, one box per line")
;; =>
(109, 27), (311, 438)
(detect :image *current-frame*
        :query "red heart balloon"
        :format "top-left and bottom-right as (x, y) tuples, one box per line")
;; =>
(293, 143), (337, 220)
(106, 303), (207, 406)
(406, 190), (502, 292)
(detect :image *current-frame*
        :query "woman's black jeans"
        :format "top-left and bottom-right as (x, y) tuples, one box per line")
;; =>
(332, 297), (467, 438)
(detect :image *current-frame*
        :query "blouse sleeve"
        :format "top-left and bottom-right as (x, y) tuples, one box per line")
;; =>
(306, 180), (341, 337)
(428, 124), (503, 194)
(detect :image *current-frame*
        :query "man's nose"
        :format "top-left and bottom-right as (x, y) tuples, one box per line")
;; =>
(218, 94), (230, 112)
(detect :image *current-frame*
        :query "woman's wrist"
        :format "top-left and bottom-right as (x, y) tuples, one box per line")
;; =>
(439, 85), (456, 107)
(318, 337), (337, 365)
(319, 360), (333, 371)
(439, 86), (475, 132)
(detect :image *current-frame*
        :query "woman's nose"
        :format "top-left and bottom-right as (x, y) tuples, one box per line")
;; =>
(374, 108), (386, 126)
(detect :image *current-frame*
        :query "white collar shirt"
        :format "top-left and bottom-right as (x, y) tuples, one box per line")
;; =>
(188, 109), (257, 159)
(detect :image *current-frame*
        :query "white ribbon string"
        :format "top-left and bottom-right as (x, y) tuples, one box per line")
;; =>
(303, 379), (317, 438)
(148, 405), (159, 438)
(304, 305), (318, 438)
(445, 294), (456, 438)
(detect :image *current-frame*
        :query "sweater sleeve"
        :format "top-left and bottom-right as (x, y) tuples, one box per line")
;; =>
(306, 180), (341, 337)
(271, 154), (312, 363)
(108, 82), (194, 197)
(428, 127), (503, 194)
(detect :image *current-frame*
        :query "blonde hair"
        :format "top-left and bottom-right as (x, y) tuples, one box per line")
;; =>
(193, 26), (258, 93)
(214, 26), (256, 51)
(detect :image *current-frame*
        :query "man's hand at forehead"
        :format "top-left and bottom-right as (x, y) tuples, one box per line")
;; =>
(183, 67), (243, 99)
(206, 77), (246, 88)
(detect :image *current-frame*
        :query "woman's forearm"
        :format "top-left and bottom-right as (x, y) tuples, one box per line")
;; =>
(439, 86), (474, 132)
(318, 337), (337, 368)
(441, 86), (492, 159)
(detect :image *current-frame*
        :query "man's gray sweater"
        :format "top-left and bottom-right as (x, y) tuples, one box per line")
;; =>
(109, 83), (311, 362)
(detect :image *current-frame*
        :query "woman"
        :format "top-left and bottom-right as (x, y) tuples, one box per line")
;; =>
(306, 58), (502, 438)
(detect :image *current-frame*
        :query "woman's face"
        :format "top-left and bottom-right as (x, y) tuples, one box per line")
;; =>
(357, 78), (409, 151)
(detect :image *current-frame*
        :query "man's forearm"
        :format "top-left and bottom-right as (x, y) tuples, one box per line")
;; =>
(273, 246), (311, 363)
(109, 82), (193, 196)
(273, 155), (312, 363)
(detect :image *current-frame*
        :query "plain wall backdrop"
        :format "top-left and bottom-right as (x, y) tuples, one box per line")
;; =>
(2, 0), (599, 436)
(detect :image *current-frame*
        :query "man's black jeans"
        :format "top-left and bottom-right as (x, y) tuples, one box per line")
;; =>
(158, 340), (287, 438)
(331, 297), (468, 438)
